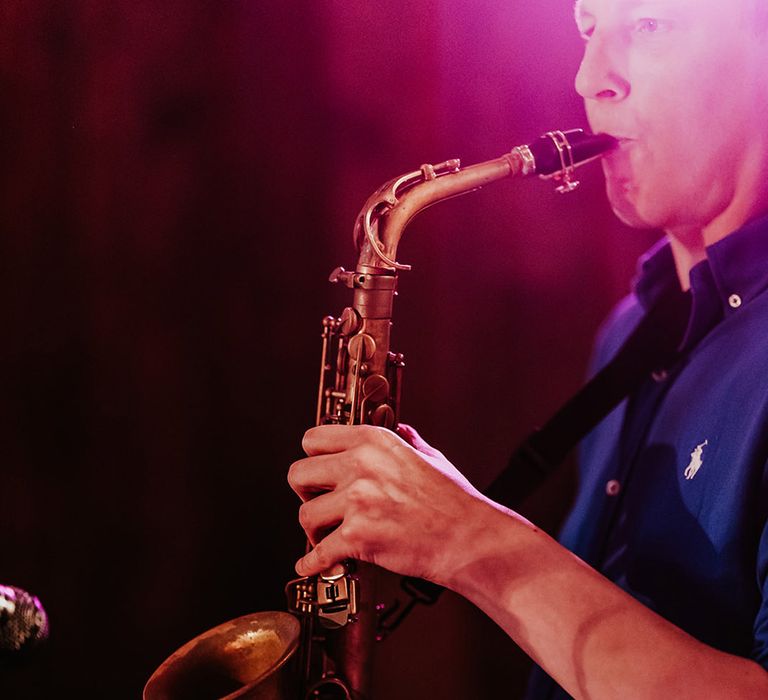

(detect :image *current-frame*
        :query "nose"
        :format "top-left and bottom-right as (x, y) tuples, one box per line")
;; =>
(575, 31), (630, 102)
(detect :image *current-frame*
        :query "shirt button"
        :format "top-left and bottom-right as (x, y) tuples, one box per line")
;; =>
(728, 294), (742, 309)
(606, 479), (621, 497)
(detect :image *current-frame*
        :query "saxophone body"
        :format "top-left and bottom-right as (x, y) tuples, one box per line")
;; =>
(143, 129), (616, 700)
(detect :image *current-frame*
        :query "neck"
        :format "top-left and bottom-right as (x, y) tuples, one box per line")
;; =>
(666, 154), (768, 291)
(666, 231), (706, 291)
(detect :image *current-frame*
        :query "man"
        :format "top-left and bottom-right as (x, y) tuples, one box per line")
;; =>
(288, 1), (768, 696)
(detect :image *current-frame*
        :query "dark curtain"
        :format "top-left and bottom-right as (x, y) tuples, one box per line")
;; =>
(0, 2), (655, 697)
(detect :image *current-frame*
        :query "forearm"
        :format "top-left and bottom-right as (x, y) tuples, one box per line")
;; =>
(446, 499), (768, 699)
(290, 425), (768, 697)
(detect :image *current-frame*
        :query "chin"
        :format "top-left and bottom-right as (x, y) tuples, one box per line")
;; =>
(605, 181), (658, 230)
(610, 203), (658, 230)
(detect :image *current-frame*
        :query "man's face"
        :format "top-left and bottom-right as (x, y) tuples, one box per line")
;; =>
(575, 0), (768, 232)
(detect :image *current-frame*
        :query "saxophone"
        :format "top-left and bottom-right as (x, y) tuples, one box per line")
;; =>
(143, 129), (616, 700)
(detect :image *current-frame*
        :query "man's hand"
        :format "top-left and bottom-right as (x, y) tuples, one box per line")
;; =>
(287, 423), (489, 583)
(288, 423), (768, 699)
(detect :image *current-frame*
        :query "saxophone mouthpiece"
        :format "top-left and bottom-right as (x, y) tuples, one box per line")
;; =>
(515, 129), (617, 194)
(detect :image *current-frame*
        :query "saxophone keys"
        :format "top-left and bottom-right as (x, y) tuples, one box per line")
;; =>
(317, 564), (358, 630)
(339, 307), (361, 337)
(362, 374), (389, 403)
(371, 404), (395, 429)
(346, 333), (376, 362)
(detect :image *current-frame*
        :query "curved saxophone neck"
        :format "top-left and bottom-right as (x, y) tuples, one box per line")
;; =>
(352, 150), (527, 273)
(349, 129), (618, 273)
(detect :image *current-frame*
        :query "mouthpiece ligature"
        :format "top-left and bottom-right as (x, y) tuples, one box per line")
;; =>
(522, 129), (618, 192)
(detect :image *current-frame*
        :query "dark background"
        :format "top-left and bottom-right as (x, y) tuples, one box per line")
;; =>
(0, 2), (656, 697)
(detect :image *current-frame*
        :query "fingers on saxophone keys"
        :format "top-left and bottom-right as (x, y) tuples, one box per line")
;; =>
(296, 530), (346, 577)
(298, 491), (343, 546)
(287, 453), (342, 502)
(302, 423), (389, 456)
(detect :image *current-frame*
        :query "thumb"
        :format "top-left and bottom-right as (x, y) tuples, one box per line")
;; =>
(396, 423), (443, 459)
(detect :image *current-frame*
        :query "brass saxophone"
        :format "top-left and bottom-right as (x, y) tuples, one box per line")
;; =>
(143, 129), (617, 700)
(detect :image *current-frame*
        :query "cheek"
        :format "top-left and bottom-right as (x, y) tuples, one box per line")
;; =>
(681, 42), (761, 133)
(632, 72), (733, 182)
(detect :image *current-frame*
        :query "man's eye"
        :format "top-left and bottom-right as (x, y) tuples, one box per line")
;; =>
(635, 18), (663, 33)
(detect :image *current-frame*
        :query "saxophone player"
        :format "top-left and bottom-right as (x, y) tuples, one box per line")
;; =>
(289, 1), (768, 697)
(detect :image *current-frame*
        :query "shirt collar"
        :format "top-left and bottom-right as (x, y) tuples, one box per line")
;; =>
(633, 237), (678, 312)
(632, 212), (768, 351)
(706, 214), (768, 313)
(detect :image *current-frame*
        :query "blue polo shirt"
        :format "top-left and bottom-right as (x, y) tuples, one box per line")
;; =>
(528, 215), (768, 698)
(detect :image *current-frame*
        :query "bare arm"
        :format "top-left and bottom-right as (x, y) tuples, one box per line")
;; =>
(288, 423), (768, 699)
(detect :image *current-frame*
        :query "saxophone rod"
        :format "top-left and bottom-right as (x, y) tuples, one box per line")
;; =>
(358, 129), (618, 271)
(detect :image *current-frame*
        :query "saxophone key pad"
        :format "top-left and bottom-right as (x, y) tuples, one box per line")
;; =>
(346, 333), (376, 362)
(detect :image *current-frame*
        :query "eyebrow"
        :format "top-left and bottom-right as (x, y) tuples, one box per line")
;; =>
(575, 0), (687, 23)
(576, 0), (677, 10)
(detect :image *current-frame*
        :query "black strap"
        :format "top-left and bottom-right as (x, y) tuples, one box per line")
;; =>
(379, 289), (691, 628)
(486, 287), (690, 508)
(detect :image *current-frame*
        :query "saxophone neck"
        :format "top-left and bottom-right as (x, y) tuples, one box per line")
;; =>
(350, 129), (618, 273)
(353, 151), (525, 272)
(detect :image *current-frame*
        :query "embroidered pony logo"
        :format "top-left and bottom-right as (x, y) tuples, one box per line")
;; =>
(684, 440), (709, 480)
